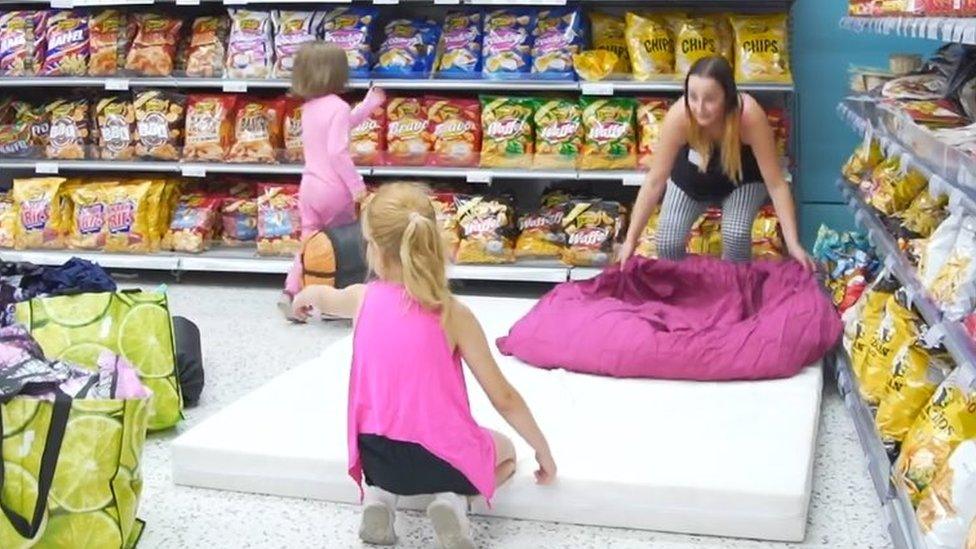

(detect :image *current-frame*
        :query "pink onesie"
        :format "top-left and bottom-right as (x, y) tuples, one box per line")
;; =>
(348, 281), (498, 501)
(284, 92), (384, 296)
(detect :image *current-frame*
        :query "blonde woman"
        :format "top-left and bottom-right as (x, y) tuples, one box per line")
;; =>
(619, 56), (814, 270)
(291, 183), (556, 548)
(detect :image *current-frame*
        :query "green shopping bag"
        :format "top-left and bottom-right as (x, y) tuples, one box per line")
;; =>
(15, 291), (183, 431)
(1, 392), (151, 548)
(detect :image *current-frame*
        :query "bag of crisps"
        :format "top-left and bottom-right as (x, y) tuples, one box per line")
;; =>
(766, 107), (790, 160)
(572, 50), (618, 82)
(125, 13), (183, 77)
(272, 11), (320, 79)
(225, 10), (273, 79)
(435, 11), (482, 78)
(483, 9), (534, 79)
(867, 157), (928, 215)
(103, 180), (158, 253)
(95, 96), (135, 161)
(143, 179), (168, 251)
(184, 94), (237, 162)
(531, 7), (584, 80)
(534, 99), (583, 169)
(89, 10), (129, 76)
(861, 288), (923, 405)
(186, 15), (230, 77)
(45, 98), (89, 160)
(257, 183), (301, 256)
(282, 98), (304, 163)
(673, 16), (726, 75)
(12, 177), (66, 250)
(516, 204), (566, 259)
(374, 18), (441, 78)
(430, 192), (460, 259)
(162, 195), (222, 253)
(637, 97), (672, 168)
(427, 97), (481, 167)
(897, 189), (948, 239)
(560, 200), (620, 266)
(228, 97), (285, 164)
(133, 90), (185, 160)
(0, 193), (15, 248)
(386, 97), (430, 166)
(635, 205), (661, 258)
(876, 336), (953, 450)
(752, 205), (784, 260)
(590, 12), (631, 75)
(626, 12), (675, 80)
(0, 113), (35, 158)
(221, 197), (258, 247)
(67, 181), (112, 250)
(39, 10), (89, 76)
(456, 195), (517, 264)
(0, 11), (39, 76)
(731, 14), (791, 84)
(480, 96), (537, 169)
(686, 208), (723, 257)
(896, 367), (976, 505)
(580, 97), (638, 170)
(930, 216), (976, 321)
(351, 98), (386, 166)
(319, 7), (379, 79)
(916, 440), (976, 549)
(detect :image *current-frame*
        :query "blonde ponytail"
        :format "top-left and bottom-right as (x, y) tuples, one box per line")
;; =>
(364, 183), (454, 327)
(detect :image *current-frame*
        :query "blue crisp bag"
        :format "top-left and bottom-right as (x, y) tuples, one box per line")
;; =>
(319, 7), (379, 79)
(373, 18), (441, 78)
(531, 7), (584, 80)
(435, 11), (483, 78)
(482, 8), (535, 79)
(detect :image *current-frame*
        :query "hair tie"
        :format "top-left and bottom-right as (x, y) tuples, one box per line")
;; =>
(409, 211), (423, 223)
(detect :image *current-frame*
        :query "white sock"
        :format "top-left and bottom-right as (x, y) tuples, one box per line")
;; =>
(365, 486), (398, 511)
(434, 493), (468, 523)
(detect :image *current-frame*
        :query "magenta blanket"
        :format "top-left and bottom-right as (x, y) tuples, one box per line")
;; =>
(496, 256), (842, 381)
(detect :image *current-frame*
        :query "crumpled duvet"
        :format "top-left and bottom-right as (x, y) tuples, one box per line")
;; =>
(497, 256), (842, 381)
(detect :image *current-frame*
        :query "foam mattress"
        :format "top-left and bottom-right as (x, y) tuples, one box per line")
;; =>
(172, 296), (823, 542)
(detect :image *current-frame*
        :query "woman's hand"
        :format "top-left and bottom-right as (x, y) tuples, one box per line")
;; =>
(534, 450), (557, 485)
(617, 238), (637, 269)
(787, 241), (817, 272)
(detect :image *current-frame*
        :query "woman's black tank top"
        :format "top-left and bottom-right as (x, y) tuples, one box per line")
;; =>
(671, 143), (763, 202)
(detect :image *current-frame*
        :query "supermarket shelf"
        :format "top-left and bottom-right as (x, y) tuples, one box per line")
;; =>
(0, 76), (367, 91)
(568, 266), (604, 281)
(448, 262), (569, 283)
(831, 350), (926, 549)
(840, 15), (976, 45)
(372, 78), (579, 92)
(0, 0), (797, 8)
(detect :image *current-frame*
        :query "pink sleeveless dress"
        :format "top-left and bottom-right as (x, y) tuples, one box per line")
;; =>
(347, 281), (497, 500)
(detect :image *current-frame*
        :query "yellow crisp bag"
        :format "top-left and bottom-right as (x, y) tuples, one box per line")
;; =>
(104, 180), (158, 253)
(897, 189), (948, 239)
(590, 13), (631, 75)
(68, 182), (113, 250)
(868, 157), (928, 215)
(842, 138), (884, 186)
(0, 193), (15, 248)
(714, 14), (734, 62)
(12, 177), (66, 250)
(848, 279), (898, 378)
(636, 206), (661, 258)
(579, 97), (638, 170)
(686, 208), (723, 257)
(730, 14), (791, 83)
(673, 16), (726, 75)
(144, 179), (168, 250)
(860, 289), (922, 405)
(895, 367), (976, 505)
(625, 12), (675, 80)
(876, 339), (953, 449)
(752, 204), (784, 260)
(572, 50), (618, 81)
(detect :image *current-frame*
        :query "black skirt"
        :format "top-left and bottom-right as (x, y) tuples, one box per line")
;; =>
(359, 434), (480, 496)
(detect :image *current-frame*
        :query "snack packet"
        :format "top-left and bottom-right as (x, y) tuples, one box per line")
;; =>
(257, 183), (301, 256)
(531, 7), (584, 80)
(866, 157), (927, 215)
(0, 121), (33, 159)
(730, 14), (792, 83)
(186, 15), (230, 78)
(635, 206), (661, 258)
(272, 11), (320, 79)
(534, 99), (583, 169)
(580, 97), (638, 170)
(590, 12), (631, 75)
(876, 336), (953, 449)
(374, 18), (441, 78)
(144, 179), (168, 250)
(917, 440), (976, 549)
(19, 101), (49, 152)
(483, 9), (534, 79)
(0, 193), (16, 248)
(861, 289), (924, 405)
(184, 94), (237, 162)
(162, 194), (222, 253)
(350, 98), (386, 166)
(516, 203), (567, 259)
(125, 13), (182, 77)
(897, 189), (948, 239)
(674, 16), (725, 75)
(766, 107), (790, 159)
(751, 205), (784, 260)
(228, 97), (285, 164)
(13, 177), (65, 250)
(929, 215), (976, 320)
(572, 50), (618, 81)
(104, 180), (157, 253)
(133, 90), (186, 160)
(435, 11), (482, 78)
(95, 96), (135, 161)
(847, 274), (899, 376)
(0, 11), (39, 76)
(385, 97), (430, 166)
(921, 212), (964, 288)
(40, 10), (89, 76)
(89, 10), (128, 76)
(221, 197), (258, 246)
(626, 12), (675, 80)
(456, 195), (517, 264)
(427, 97), (481, 167)
(226, 10), (273, 79)
(45, 98), (89, 160)
(282, 98), (304, 163)
(319, 7), (378, 79)
(480, 95), (537, 169)
(430, 192), (460, 258)
(637, 97), (672, 167)
(562, 199), (621, 266)
(895, 367), (976, 505)
(66, 181), (111, 249)
(687, 208), (723, 257)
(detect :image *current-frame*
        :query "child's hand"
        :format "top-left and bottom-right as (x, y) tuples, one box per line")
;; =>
(291, 287), (320, 322)
(366, 86), (386, 106)
(353, 189), (368, 203)
(534, 451), (557, 485)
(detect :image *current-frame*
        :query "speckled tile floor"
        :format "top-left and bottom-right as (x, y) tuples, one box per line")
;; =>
(115, 272), (894, 549)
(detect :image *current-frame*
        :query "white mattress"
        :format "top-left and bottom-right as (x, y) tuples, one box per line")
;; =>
(172, 296), (822, 542)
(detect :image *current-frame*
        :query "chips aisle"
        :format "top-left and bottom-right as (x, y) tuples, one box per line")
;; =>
(830, 4), (976, 549)
(0, 0), (796, 282)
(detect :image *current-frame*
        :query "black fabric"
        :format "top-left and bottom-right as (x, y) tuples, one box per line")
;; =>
(324, 222), (368, 289)
(16, 258), (116, 299)
(172, 316), (203, 408)
(670, 144), (764, 202)
(358, 434), (480, 497)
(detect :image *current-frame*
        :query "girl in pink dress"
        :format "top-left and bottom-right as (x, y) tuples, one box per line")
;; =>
(291, 183), (556, 548)
(279, 42), (386, 320)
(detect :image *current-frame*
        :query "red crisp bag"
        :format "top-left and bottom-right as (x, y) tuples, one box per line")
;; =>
(426, 96), (481, 167)
(385, 97), (429, 166)
(350, 97), (387, 166)
(765, 107), (790, 160)
(227, 97), (286, 164)
(282, 97), (304, 164)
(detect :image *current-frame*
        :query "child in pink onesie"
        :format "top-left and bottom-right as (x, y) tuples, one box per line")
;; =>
(279, 42), (385, 320)
(290, 183), (557, 548)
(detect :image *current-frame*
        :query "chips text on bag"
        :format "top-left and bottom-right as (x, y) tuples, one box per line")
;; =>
(67, 181), (112, 249)
(282, 99), (304, 163)
(483, 9), (534, 79)
(580, 97), (637, 170)
(40, 10), (89, 76)
(350, 99), (386, 166)
(531, 7), (583, 80)
(186, 16), (230, 78)
(480, 95), (537, 169)
(133, 90), (185, 160)
(227, 97), (284, 164)
(427, 97), (481, 167)
(516, 203), (567, 259)
(590, 12), (631, 74)
(45, 98), (89, 160)
(13, 177), (66, 250)
(456, 195), (517, 264)
(104, 180), (157, 253)
(257, 183), (301, 256)
(89, 10), (128, 76)
(95, 96), (135, 161)
(320, 7), (378, 78)
(226, 10), (273, 79)
(561, 199), (621, 266)
(184, 94), (236, 162)
(534, 99), (583, 169)
(637, 97), (672, 167)
(626, 12), (676, 80)
(674, 16), (725, 75)
(435, 11), (482, 78)
(374, 18), (441, 78)
(125, 13), (182, 77)
(731, 14), (791, 83)
(385, 97), (430, 166)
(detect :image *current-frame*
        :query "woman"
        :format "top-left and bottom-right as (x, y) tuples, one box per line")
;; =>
(619, 56), (814, 270)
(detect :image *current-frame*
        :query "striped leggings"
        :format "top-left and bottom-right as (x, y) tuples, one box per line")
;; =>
(656, 180), (769, 262)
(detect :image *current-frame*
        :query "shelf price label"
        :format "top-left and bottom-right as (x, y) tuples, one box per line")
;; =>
(181, 165), (207, 178)
(373, 0), (399, 4)
(35, 162), (59, 175)
(622, 173), (645, 187)
(580, 82), (614, 96)
(466, 171), (492, 184)
(222, 80), (248, 93)
(223, 0), (249, 5)
(176, 0), (201, 5)
(434, 0), (461, 3)
(104, 78), (129, 91)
